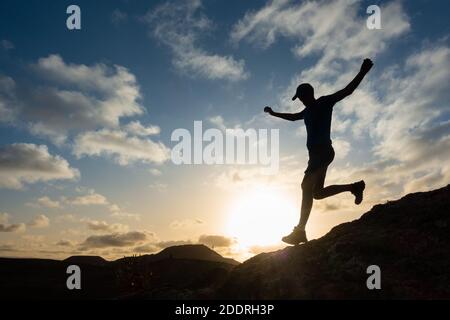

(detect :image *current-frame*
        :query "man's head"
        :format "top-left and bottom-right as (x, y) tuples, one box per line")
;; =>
(292, 83), (315, 106)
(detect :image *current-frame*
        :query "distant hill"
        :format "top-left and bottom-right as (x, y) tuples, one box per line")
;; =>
(112, 244), (239, 299)
(156, 244), (240, 265)
(219, 184), (450, 299)
(63, 255), (108, 266)
(115, 244), (239, 266)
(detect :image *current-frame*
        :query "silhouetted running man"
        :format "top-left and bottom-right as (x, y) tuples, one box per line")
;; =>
(264, 58), (374, 245)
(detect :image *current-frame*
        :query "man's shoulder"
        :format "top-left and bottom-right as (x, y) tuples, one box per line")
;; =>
(317, 95), (336, 107)
(317, 95), (333, 102)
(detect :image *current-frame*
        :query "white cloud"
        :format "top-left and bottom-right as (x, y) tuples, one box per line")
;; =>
(366, 45), (450, 193)
(29, 191), (139, 226)
(63, 190), (140, 220)
(73, 128), (170, 165)
(170, 218), (204, 229)
(110, 210), (141, 220)
(0, 213), (26, 233)
(2, 56), (169, 168)
(62, 190), (140, 221)
(403, 168), (445, 194)
(27, 214), (50, 228)
(54, 214), (76, 223)
(0, 143), (79, 189)
(33, 55), (141, 108)
(1, 56), (167, 168)
(148, 168), (162, 176)
(36, 196), (61, 208)
(144, 0), (248, 81)
(208, 115), (227, 130)
(3, 54), (144, 144)
(174, 51), (248, 81)
(82, 218), (129, 233)
(67, 191), (108, 206)
(124, 121), (160, 136)
(332, 139), (350, 159)
(232, 0), (409, 63)
(373, 46), (450, 164)
(0, 213), (9, 224)
(148, 182), (168, 191)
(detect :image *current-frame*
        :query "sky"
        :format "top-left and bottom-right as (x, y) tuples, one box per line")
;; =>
(0, 0), (449, 261)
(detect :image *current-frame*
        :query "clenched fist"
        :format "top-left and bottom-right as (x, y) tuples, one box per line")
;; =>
(360, 58), (374, 74)
(264, 106), (273, 114)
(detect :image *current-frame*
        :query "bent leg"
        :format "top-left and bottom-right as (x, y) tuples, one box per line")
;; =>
(313, 184), (353, 200)
(312, 165), (353, 200)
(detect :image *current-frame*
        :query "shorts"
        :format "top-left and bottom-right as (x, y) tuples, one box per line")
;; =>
(304, 144), (335, 175)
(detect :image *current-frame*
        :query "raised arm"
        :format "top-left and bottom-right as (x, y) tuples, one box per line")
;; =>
(264, 106), (304, 121)
(329, 58), (374, 103)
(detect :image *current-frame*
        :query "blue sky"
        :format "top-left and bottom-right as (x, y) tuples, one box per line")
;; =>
(1, 0), (450, 260)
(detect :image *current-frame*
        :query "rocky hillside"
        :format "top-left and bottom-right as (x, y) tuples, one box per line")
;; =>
(218, 184), (450, 299)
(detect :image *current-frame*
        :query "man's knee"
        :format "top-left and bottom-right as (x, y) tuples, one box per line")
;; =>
(301, 178), (312, 191)
(302, 182), (316, 201)
(313, 189), (324, 200)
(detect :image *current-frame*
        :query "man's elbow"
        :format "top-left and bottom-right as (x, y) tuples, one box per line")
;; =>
(341, 87), (355, 99)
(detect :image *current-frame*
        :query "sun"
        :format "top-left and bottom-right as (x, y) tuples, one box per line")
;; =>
(225, 187), (298, 247)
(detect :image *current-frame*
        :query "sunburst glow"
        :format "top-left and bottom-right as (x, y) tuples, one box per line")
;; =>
(226, 187), (298, 247)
